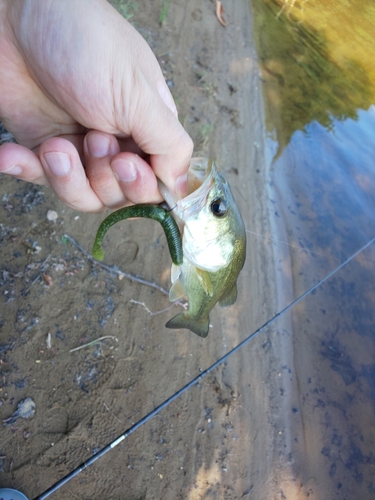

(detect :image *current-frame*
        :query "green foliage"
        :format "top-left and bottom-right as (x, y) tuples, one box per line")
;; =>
(251, 0), (373, 152)
(159, 0), (171, 26)
(199, 123), (214, 149)
(110, 0), (138, 20)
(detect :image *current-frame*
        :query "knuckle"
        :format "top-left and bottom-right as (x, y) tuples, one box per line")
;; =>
(89, 172), (114, 193)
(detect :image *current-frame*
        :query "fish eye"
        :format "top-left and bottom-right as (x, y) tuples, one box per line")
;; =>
(211, 198), (228, 217)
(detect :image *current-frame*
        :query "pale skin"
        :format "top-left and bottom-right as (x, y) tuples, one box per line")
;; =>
(0, 0), (193, 212)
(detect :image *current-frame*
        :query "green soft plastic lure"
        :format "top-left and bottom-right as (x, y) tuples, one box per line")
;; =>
(92, 204), (183, 265)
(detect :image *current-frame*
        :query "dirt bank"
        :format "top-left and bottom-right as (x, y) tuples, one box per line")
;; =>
(0, 1), (287, 498)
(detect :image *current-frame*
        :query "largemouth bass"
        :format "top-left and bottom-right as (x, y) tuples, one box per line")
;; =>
(91, 157), (246, 338)
(160, 157), (246, 338)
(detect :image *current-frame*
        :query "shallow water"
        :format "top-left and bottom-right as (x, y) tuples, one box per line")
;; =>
(252, 0), (375, 288)
(250, 0), (375, 497)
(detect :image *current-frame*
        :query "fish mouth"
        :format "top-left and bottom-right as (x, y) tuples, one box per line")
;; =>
(158, 158), (215, 212)
(174, 158), (222, 222)
(186, 157), (213, 191)
(178, 168), (214, 218)
(158, 157), (223, 232)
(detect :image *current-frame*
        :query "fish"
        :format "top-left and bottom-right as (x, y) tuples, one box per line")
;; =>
(91, 157), (246, 339)
(160, 157), (246, 338)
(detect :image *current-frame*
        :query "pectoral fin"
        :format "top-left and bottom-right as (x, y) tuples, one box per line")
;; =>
(218, 283), (238, 307)
(169, 280), (186, 302)
(171, 263), (181, 284)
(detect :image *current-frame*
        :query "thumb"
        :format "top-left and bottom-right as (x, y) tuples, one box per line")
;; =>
(127, 74), (193, 199)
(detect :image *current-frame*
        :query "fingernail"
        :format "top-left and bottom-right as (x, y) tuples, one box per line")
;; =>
(3, 165), (22, 175)
(112, 158), (137, 182)
(43, 152), (71, 177)
(86, 133), (110, 158)
(175, 173), (188, 197)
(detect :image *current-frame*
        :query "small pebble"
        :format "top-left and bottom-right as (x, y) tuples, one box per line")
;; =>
(47, 210), (58, 222)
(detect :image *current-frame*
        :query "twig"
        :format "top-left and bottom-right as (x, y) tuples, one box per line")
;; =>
(276, 0), (296, 18)
(63, 234), (170, 296)
(70, 335), (118, 353)
(25, 254), (52, 292)
(103, 403), (123, 424)
(130, 299), (187, 315)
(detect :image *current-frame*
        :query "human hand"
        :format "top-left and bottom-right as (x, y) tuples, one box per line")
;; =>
(0, 0), (193, 212)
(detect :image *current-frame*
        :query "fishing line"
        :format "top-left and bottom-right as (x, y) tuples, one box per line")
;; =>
(245, 229), (327, 258)
(246, 228), (299, 248)
(246, 225), (349, 264)
(33, 235), (375, 500)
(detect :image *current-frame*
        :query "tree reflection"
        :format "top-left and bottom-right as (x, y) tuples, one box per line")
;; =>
(252, 0), (374, 152)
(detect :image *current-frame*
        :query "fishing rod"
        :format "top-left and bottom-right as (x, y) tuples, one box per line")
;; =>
(2, 234), (375, 500)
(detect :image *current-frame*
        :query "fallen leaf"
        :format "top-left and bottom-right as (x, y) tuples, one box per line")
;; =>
(216, 1), (227, 27)
(43, 273), (53, 287)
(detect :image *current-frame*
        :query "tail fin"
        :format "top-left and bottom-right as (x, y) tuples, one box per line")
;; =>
(165, 312), (210, 338)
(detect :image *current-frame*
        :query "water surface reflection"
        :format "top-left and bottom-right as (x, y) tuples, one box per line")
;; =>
(251, 0), (375, 293)
(249, 0), (375, 497)
(253, 0), (375, 152)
